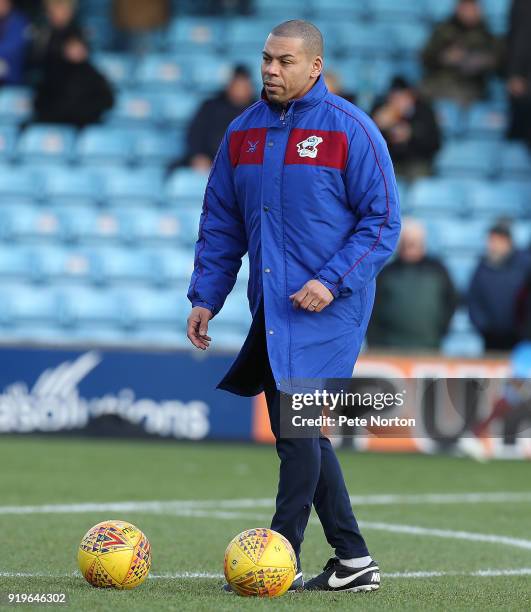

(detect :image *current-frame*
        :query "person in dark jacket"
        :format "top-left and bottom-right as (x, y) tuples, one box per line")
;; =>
(368, 219), (458, 350)
(372, 77), (441, 180)
(421, 0), (502, 105)
(507, 0), (531, 146)
(33, 33), (114, 127)
(468, 222), (530, 351)
(0, 0), (29, 85)
(31, 0), (84, 72)
(176, 64), (255, 171)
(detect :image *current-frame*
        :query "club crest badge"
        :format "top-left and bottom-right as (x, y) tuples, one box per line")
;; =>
(296, 135), (323, 159)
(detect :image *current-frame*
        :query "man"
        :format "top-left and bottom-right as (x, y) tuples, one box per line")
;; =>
(172, 64), (256, 172)
(507, 0), (531, 146)
(372, 77), (441, 180)
(33, 33), (114, 127)
(186, 20), (400, 593)
(0, 0), (29, 85)
(421, 0), (501, 105)
(468, 222), (530, 351)
(368, 219), (457, 350)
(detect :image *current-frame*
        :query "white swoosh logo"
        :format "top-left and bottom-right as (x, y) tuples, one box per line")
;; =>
(327, 566), (377, 589)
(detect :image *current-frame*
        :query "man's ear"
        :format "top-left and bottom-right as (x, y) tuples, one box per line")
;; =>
(310, 56), (323, 79)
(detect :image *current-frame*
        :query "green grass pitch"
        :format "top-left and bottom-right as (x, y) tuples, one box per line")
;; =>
(0, 436), (530, 611)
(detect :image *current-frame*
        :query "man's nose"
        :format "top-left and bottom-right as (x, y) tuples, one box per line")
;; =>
(265, 61), (280, 77)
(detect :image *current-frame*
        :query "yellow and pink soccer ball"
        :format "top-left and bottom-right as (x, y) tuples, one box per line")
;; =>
(78, 520), (151, 589)
(224, 528), (297, 597)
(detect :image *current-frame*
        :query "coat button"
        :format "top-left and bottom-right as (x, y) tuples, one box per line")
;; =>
(264, 267), (271, 273)
(263, 205), (269, 211)
(268, 329), (274, 335)
(267, 141), (274, 147)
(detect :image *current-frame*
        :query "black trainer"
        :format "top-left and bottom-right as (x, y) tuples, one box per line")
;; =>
(222, 571), (304, 593)
(304, 558), (380, 593)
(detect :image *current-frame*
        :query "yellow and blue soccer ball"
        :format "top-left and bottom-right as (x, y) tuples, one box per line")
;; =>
(78, 520), (151, 589)
(224, 528), (297, 597)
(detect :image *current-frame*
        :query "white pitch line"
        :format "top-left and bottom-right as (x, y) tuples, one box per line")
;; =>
(2, 491), (531, 515)
(1, 569), (531, 580)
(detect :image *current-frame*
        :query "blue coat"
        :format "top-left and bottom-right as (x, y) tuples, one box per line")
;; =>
(188, 76), (401, 395)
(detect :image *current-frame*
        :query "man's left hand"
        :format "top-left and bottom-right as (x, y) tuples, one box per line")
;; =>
(289, 280), (334, 312)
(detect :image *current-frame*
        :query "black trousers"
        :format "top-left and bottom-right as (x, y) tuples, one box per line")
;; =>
(229, 298), (369, 568)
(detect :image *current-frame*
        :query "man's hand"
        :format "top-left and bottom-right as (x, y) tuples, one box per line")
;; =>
(187, 306), (214, 350)
(289, 280), (334, 312)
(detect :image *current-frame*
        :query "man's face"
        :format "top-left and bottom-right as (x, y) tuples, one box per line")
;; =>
(47, 1), (74, 28)
(261, 34), (321, 105)
(0, 0), (11, 19)
(64, 39), (87, 63)
(399, 228), (426, 263)
(227, 75), (254, 107)
(487, 233), (512, 263)
(456, 1), (482, 27)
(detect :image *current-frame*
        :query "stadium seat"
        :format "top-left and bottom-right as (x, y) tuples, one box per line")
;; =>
(0, 245), (36, 282)
(369, 0), (426, 22)
(226, 19), (276, 55)
(174, 209), (202, 246)
(435, 139), (499, 178)
(118, 287), (188, 329)
(34, 246), (97, 284)
(154, 92), (201, 127)
(0, 125), (17, 162)
(311, 0), (367, 19)
(132, 128), (183, 167)
(77, 127), (134, 165)
(166, 168), (208, 203)
(149, 248), (195, 285)
(441, 331), (484, 357)
(189, 56), (234, 93)
(93, 53), (135, 88)
(136, 54), (188, 90)
(212, 291), (251, 332)
(433, 100), (466, 138)
(449, 308), (475, 333)
(0, 165), (41, 200)
(0, 204), (62, 243)
(40, 166), (102, 206)
(53, 206), (123, 244)
(499, 143), (531, 179)
(467, 180), (527, 219)
(425, 0), (456, 22)
(100, 168), (164, 207)
(408, 178), (468, 217)
(465, 102), (508, 139)
(334, 23), (395, 58)
(0, 86), (32, 125)
(117, 208), (181, 244)
(88, 246), (156, 286)
(108, 92), (159, 126)
(59, 286), (127, 329)
(166, 17), (225, 52)
(2, 283), (62, 326)
(433, 219), (490, 255)
(17, 125), (76, 163)
(445, 253), (478, 293)
(392, 22), (431, 56)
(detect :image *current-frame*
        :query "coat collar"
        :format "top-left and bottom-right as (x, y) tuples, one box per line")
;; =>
(261, 75), (328, 116)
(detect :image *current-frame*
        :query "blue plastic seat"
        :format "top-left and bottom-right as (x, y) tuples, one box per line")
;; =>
(369, 0), (426, 21)
(0, 125), (17, 161)
(335, 23), (395, 57)
(2, 283), (61, 326)
(0, 165), (41, 199)
(466, 102), (508, 139)
(311, 0), (367, 19)
(118, 208), (181, 244)
(132, 128), (183, 166)
(109, 92), (159, 126)
(433, 99), (466, 138)
(0, 87), (32, 125)
(88, 246), (155, 286)
(59, 286), (126, 328)
(468, 180), (527, 218)
(211, 291), (251, 332)
(35, 246), (96, 284)
(434, 219), (490, 255)
(408, 178), (468, 216)
(136, 54), (187, 89)
(119, 287), (188, 328)
(166, 168), (208, 202)
(425, 0), (457, 22)
(166, 17), (225, 52)
(154, 92), (200, 127)
(226, 19), (276, 55)
(0, 204), (62, 242)
(0, 245), (36, 282)
(17, 125), (76, 163)
(392, 22), (431, 56)
(435, 139), (498, 178)
(53, 206), (124, 244)
(445, 253), (478, 293)
(441, 331), (484, 357)
(93, 53), (135, 88)
(499, 143), (531, 179)
(77, 127), (134, 165)
(100, 168), (164, 207)
(189, 56), (233, 93)
(41, 166), (101, 205)
(149, 248), (195, 285)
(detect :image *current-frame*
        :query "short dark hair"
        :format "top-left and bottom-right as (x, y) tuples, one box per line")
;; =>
(489, 221), (512, 240)
(270, 19), (324, 57)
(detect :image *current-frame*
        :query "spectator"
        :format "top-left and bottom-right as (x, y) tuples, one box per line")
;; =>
(507, 0), (531, 147)
(468, 222), (530, 351)
(31, 0), (84, 72)
(372, 76), (441, 180)
(113, 0), (170, 52)
(324, 70), (356, 104)
(33, 33), (114, 127)
(171, 64), (255, 172)
(368, 219), (458, 351)
(421, 0), (501, 105)
(0, 0), (29, 85)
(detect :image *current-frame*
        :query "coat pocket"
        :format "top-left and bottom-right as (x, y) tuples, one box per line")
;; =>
(351, 286), (367, 326)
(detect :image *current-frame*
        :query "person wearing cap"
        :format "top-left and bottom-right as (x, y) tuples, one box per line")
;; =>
(468, 222), (531, 351)
(372, 76), (441, 180)
(173, 64), (256, 172)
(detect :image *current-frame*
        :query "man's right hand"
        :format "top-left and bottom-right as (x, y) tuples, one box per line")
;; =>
(187, 306), (214, 350)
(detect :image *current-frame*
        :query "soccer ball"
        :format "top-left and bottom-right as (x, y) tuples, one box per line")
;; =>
(224, 528), (297, 597)
(78, 520), (151, 589)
